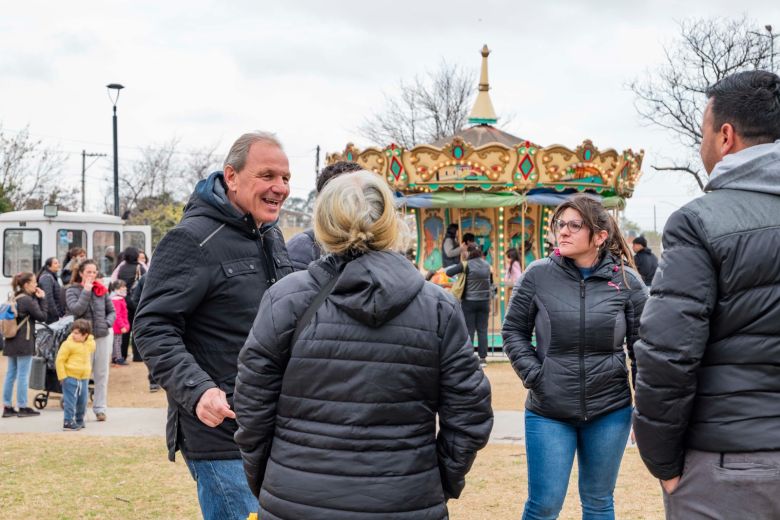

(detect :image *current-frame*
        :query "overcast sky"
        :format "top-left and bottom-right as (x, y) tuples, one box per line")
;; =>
(2, 1), (779, 231)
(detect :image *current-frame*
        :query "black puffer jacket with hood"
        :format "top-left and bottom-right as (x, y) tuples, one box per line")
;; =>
(134, 171), (293, 461)
(502, 252), (647, 422)
(234, 251), (493, 520)
(634, 140), (780, 480)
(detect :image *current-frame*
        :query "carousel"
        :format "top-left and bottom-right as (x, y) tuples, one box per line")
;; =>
(327, 45), (644, 348)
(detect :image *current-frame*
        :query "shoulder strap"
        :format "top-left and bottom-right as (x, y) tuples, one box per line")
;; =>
(290, 270), (341, 349)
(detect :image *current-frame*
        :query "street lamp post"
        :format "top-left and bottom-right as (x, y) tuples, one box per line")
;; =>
(106, 83), (124, 216)
(766, 25), (776, 72)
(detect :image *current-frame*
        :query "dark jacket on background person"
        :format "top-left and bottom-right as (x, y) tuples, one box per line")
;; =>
(286, 228), (320, 271)
(441, 235), (460, 268)
(37, 269), (64, 323)
(633, 140), (780, 480)
(445, 257), (493, 301)
(502, 252), (647, 422)
(65, 285), (116, 338)
(234, 251), (493, 519)
(133, 171), (293, 462)
(129, 274), (145, 312)
(2, 294), (48, 357)
(117, 261), (146, 294)
(633, 247), (658, 286)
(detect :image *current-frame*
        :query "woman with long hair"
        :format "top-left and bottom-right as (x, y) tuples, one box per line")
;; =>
(444, 244), (494, 367)
(505, 247), (523, 286)
(2, 272), (48, 418)
(502, 194), (648, 519)
(37, 257), (65, 323)
(111, 247), (147, 362)
(60, 247), (86, 286)
(65, 260), (115, 422)
(234, 170), (492, 519)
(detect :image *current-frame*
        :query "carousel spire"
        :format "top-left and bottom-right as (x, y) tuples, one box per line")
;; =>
(468, 44), (498, 125)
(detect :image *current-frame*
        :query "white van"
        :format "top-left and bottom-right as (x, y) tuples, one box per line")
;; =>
(0, 209), (151, 297)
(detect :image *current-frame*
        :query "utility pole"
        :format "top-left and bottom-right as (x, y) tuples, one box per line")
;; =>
(653, 205), (657, 234)
(767, 25), (777, 72)
(315, 145), (321, 175)
(81, 150), (107, 212)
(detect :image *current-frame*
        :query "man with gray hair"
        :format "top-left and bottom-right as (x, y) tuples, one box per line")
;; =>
(134, 131), (293, 519)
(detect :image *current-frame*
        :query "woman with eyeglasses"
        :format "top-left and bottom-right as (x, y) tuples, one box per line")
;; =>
(502, 194), (648, 520)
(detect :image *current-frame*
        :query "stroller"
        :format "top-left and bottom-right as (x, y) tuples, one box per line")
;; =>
(29, 316), (94, 409)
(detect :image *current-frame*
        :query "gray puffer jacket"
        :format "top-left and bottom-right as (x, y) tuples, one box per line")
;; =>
(445, 257), (493, 301)
(234, 251), (493, 520)
(502, 252), (647, 422)
(634, 140), (780, 480)
(65, 285), (116, 338)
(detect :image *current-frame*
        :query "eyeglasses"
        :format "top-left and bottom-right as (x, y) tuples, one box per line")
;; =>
(554, 219), (584, 233)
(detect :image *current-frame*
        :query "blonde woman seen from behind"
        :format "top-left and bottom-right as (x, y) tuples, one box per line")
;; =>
(234, 170), (493, 519)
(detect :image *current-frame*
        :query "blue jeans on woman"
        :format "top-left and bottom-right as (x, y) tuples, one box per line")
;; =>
(523, 406), (632, 520)
(184, 457), (257, 520)
(2, 355), (33, 408)
(62, 377), (89, 426)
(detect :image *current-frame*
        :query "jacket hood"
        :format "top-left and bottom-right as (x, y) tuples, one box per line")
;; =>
(184, 171), (278, 233)
(705, 140), (780, 195)
(310, 250), (425, 328)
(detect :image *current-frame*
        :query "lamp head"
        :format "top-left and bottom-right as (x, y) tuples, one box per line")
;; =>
(106, 83), (125, 106)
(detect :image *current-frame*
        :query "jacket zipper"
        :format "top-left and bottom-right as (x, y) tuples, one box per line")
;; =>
(579, 278), (588, 421)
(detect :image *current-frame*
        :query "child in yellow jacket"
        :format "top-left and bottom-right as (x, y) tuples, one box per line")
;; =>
(55, 319), (96, 431)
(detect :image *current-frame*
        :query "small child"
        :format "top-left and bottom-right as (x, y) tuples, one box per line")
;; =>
(109, 280), (130, 365)
(55, 319), (96, 431)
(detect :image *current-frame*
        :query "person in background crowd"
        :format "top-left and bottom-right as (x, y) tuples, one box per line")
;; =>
(444, 244), (494, 367)
(234, 170), (493, 519)
(37, 257), (65, 323)
(505, 247), (523, 286)
(631, 235), (658, 286)
(55, 319), (96, 431)
(2, 272), (48, 418)
(134, 131), (293, 520)
(633, 70), (780, 519)
(137, 250), (149, 270)
(99, 246), (116, 278)
(60, 247), (86, 286)
(113, 247), (147, 362)
(441, 223), (462, 268)
(286, 161), (363, 271)
(109, 280), (130, 366)
(65, 260), (115, 422)
(502, 194), (647, 519)
(129, 273), (158, 393)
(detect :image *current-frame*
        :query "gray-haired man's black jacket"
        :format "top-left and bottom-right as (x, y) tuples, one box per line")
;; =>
(134, 171), (293, 461)
(633, 140), (780, 480)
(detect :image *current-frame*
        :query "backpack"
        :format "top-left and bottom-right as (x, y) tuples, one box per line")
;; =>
(1, 294), (29, 339)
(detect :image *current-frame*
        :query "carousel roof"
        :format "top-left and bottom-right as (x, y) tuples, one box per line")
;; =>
(327, 45), (644, 205)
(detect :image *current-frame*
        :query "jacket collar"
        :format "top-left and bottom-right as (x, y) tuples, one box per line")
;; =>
(551, 249), (619, 281)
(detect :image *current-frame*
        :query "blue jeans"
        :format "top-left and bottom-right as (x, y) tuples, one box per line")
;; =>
(184, 457), (257, 520)
(523, 406), (632, 520)
(62, 377), (88, 425)
(3, 355), (33, 408)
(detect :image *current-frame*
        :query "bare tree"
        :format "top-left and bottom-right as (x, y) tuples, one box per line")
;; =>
(0, 124), (76, 210)
(630, 16), (777, 190)
(360, 61), (475, 148)
(110, 139), (221, 214)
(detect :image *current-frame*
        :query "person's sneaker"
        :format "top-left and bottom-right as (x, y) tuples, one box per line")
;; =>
(63, 421), (79, 431)
(479, 358), (488, 368)
(76, 422), (86, 430)
(2, 406), (18, 418)
(95, 412), (106, 422)
(116, 358), (128, 366)
(149, 383), (160, 393)
(17, 407), (41, 418)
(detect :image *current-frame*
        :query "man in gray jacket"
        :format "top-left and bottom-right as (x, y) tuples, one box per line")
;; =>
(633, 70), (780, 519)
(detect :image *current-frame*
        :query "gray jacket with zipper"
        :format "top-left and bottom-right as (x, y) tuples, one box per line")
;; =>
(502, 252), (647, 422)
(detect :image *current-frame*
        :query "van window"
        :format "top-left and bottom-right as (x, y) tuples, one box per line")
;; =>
(93, 231), (120, 277)
(57, 229), (88, 266)
(3, 229), (42, 278)
(123, 231), (146, 254)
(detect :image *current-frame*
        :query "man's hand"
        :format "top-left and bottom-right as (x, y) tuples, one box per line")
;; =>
(195, 387), (236, 427)
(661, 476), (681, 494)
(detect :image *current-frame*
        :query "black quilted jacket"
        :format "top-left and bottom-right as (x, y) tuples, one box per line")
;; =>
(234, 251), (493, 520)
(633, 141), (780, 480)
(502, 252), (647, 422)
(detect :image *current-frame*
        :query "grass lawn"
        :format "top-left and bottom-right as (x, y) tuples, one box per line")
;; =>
(0, 356), (665, 518)
(0, 435), (663, 520)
